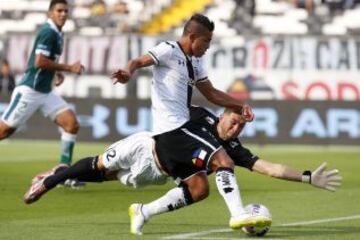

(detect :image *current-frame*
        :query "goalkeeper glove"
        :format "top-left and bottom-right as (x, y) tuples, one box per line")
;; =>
(302, 162), (342, 192)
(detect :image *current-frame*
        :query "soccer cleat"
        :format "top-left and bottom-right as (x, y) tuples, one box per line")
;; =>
(229, 213), (272, 229)
(23, 178), (48, 204)
(57, 179), (86, 189)
(128, 203), (147, 235)
(31, 164), (69, 185)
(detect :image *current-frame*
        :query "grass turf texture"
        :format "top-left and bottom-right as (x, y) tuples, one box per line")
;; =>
(0, 140), (359, 240)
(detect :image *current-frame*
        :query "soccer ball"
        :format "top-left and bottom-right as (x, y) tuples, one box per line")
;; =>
(241, 203), (272, 237)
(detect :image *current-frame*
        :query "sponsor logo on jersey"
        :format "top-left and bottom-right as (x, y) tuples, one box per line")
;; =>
(178, 59), (185, 66)
(192, 148), (207, 167)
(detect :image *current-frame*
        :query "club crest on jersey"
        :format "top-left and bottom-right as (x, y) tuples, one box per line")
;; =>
(188, 78), (196, 86)
(192, 149), (207, 167)
(205, 116), (215, 125)
(229, 141), (239, 148)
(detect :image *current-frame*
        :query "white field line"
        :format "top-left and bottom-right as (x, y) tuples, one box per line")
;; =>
(162, 214), (360, 240)
(162, 229), (233, 240)
(167, 238), (282, 240)
(276, 214), (360, 227)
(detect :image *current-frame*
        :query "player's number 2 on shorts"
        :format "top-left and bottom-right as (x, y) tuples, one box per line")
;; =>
(106, 149), (116, 162)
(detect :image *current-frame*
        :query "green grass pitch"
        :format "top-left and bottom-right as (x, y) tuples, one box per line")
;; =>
(0, 140), (359, 240)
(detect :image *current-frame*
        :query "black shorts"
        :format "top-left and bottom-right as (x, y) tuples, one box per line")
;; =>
(154, 121), (222, 180)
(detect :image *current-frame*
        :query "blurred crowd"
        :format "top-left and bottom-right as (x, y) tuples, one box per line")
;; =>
(0, 60), (15, 96)
(1, 0), (360, 36)
(70, 0), (133, 32)
(231, 0), (360, 34)
(291, 0), (360, 33)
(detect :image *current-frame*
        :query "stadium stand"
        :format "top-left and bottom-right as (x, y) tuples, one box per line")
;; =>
(0, 0), (360, 36)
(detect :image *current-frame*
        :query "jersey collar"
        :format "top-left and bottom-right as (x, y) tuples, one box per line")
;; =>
(46, 19), (64, 37)
(176, 41), (192, 60)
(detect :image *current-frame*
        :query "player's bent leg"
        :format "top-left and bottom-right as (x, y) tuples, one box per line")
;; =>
(209, 148), (234, 170)
(0, 121), (16, 140)
(55, 109), (80, 134)
(24, 156), (106, 204)
(209, 149), (270, 229)
(182, 172), (209, 202)
(55, 109), (79, 165)
(44, 156), (105, 189)
(31, 164), (69, 185)
(129, 173), (208, 235)
(54, 109), (84, 188)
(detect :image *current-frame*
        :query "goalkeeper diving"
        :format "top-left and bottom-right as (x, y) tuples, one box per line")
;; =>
(24, 106), (342, 235)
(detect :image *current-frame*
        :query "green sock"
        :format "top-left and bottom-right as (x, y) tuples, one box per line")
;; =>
(60, 132), (77, 165)
(60, 141), (75, 165)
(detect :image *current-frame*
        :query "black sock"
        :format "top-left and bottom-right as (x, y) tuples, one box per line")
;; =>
(44, 157), (105, 189)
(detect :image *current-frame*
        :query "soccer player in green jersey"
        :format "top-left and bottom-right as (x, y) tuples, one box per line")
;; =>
(0, 0), (84, 187)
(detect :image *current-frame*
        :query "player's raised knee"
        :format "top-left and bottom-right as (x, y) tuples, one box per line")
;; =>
(209, 148), (235, 171)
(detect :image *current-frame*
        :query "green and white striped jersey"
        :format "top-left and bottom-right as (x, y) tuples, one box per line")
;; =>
(19, 19), (64, 93)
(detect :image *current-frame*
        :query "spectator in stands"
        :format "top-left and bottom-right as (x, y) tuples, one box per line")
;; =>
(227, 78), (249, 101)
(321, 0), (360, 13)
(231, 0), (256, 34)
(91, 0), (107, 16)
(90, 0), (114, 28)
(294, 0), (360, 15)
(227, 75), (275, 100)
(0, 60), (15, 96)
(111, 1), (130, 32)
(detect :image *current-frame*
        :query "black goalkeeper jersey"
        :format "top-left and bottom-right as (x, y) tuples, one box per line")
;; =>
(189, 106), (259, 171)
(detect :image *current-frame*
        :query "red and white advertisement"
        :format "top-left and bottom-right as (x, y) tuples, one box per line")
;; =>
(5, 35), (360, 100)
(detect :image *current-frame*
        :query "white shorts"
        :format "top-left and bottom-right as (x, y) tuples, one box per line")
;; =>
(102, 132), (169, 188)
(1, 85), (70, 128)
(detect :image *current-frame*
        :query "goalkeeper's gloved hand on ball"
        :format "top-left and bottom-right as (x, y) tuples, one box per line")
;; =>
(302, 162), (342, 192)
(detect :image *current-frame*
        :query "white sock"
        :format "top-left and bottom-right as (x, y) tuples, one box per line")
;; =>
(141, 187), (187, 220)
(61, 132), (77, 142)
(216, 168), (245, 217)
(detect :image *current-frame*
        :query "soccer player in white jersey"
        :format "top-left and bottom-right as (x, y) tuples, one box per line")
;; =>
(24, 107), (342, 235)
(0, 0), (85, 187)
(111, 13), (260, 232)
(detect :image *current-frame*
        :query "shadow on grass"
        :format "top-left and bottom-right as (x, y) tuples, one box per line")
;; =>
(138, 224), (360, 238)
(21, 221), (360, 239)
(269, 225), (360, 238)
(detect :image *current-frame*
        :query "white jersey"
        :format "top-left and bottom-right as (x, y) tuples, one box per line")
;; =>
(148, 41), (209, 134)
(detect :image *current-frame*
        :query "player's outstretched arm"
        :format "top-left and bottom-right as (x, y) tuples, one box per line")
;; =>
(111, 54), (155, 84)
(35, 54), (84, 74)
(252, 160), (342, 192)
